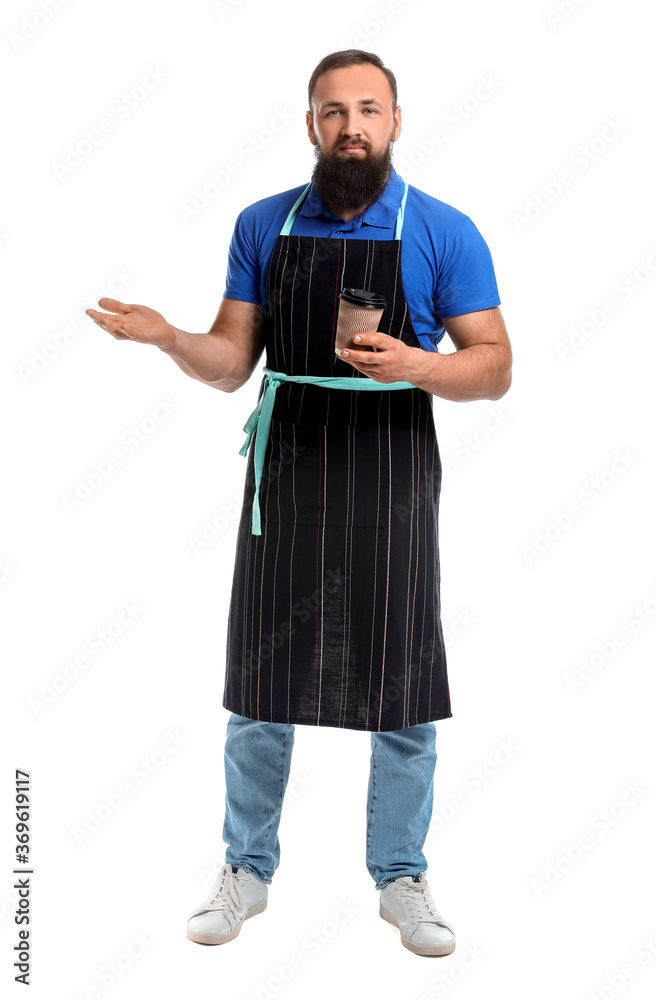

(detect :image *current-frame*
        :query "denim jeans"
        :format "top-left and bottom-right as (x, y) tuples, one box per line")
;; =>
(222, 713), (437, 890)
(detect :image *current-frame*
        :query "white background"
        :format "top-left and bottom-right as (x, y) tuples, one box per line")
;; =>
(2, 0), (655, 997)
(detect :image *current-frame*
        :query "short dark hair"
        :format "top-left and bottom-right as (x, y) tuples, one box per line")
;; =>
(308, 49), (398, 113)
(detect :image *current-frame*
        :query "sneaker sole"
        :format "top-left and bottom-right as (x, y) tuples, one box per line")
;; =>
(379, 904), (456, 957)
(187, 897), (267, 945)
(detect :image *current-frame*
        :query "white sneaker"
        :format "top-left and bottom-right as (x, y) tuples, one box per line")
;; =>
(379, 872), (455, 957)
(187, 863), (268, 945)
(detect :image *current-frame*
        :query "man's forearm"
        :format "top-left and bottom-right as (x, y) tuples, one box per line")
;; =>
(407, 343), (512, 401)
(158, 326), (243, 392)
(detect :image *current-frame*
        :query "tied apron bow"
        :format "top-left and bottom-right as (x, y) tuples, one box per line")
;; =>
(239, 366), (417, 535)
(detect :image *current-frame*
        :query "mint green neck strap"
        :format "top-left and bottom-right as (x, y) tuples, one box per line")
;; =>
(280, 179), (409, 238)
(240, 367), (417, 535)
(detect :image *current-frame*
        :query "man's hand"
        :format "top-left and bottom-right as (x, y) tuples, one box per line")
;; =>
(337, 308), (512, 401)
(86, 298), (177, 350)
(335, 331), (418, 383)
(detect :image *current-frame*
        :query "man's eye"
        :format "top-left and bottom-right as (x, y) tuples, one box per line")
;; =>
(325, 108), (378, 116)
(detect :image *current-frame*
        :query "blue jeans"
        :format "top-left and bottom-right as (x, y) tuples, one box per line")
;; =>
(222, 713), (437, 890)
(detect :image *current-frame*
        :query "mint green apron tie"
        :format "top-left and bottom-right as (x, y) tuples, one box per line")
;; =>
(240, 367), (417, 535)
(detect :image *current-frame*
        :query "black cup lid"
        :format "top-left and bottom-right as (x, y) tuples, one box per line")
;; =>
(339, 287), (386, 309)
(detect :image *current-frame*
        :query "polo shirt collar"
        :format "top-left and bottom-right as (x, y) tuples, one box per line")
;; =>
(300, 164), (406, 230)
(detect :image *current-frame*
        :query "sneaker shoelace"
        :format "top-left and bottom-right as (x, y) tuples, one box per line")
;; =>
(191, 863), (245, 926)
(394, 877), (454, 933)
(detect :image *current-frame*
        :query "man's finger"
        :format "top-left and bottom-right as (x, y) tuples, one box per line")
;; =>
(97, 297), (131, 313)
(336, 347), (375, 362)
(357, 330), (389, 342)
(353, 331), (388, 352)
(86, 307), (122, 324)
(86, 310), (130, 338)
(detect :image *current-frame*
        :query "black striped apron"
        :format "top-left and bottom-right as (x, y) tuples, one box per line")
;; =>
(222, 182), (452, 731)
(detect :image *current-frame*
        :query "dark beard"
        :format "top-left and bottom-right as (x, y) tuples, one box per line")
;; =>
(311, 140), (394, 215)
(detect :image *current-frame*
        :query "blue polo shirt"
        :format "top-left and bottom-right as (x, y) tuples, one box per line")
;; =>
(223, 165), (501, 351)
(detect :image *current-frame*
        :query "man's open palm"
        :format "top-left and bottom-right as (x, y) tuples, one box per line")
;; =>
(86, 298), (176, 349)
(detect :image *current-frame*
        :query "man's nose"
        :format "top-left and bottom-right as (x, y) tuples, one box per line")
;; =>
(340, 114), (362, 136)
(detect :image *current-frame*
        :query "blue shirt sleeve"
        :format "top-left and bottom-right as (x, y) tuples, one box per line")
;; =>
(432, 216), (500, 318)
(223, 209), (262, 304)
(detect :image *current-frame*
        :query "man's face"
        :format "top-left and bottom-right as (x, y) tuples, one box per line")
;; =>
(306, 63), (402, 212)
(307, 63), (401, 160)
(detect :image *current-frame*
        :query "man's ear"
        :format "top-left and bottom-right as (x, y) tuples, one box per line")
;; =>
(306, 109), (318, 145)
(393, 105), (402, 142)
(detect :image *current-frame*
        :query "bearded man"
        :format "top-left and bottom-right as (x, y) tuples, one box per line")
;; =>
(86, 48), (511, 957)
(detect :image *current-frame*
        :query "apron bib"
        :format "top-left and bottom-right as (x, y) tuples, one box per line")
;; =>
(222, 181), (452, 731)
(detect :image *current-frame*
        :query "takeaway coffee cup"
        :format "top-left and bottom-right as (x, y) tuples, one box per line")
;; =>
(335, 288), (387, 354)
